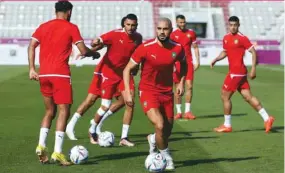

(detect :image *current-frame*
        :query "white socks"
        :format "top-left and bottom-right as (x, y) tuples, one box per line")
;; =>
(258, 108), (269, 121)
(159, 148), (172, 160)
(54, 131), (65, 153)
(67, 112), (81, 130)
(224, 115), (231, 127)
(185, 103), (191, 113)
(38, 128), (49, 147)
(175, 104), (182, 114)
(121, 124), (129, 139)
(89, 119), (97, 134)
(150, 133), (156, 144)
(96, 110), (113, 134)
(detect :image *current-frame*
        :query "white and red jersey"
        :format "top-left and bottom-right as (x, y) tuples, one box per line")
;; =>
(32, 19), (83, 77)
(223, 32), (253, 74)
(96, 28), (142, 78)
(131, 38), (185, 93)
(170, 28), (197, 63)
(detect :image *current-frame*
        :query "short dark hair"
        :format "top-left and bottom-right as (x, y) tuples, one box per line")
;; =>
(176, 14), (185, 20)
(228, 16), (239, 23)
(55, 0), (73, 13)
(121, 16), (127, 27)
(125, 13), (138, 22)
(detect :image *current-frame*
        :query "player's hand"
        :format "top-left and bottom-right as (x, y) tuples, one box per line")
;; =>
(210, 60), (216, 69)
(249, 69), (256, 80)
(123, 91), (134, 107)
(29, 69), (39, 81)
(194, 63), (200, 71)
(91, 38), (101, 47)
(176, 83), (184, 96)
(92, 52), (101, 60)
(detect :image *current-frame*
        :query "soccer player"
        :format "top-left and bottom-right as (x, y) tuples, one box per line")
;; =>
(211, 16), (275, 133)
(173, 62), (183, 117)
(66, 16), (136, 144)
(86, 14), (142, 146)
(123, 18), (186, 170)
(170, 15), (200, 120)
(28, 1), (100, 165)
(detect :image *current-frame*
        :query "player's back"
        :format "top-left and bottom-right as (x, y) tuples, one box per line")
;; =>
(32, 19), (82, 76)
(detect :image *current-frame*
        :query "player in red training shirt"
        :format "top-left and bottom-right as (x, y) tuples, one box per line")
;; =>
(170, 15), (200, 120)
(28, 1), (100, 165)
(66, 15), (140, 147)
(123, 18), (186, 170)
(85, 14), (142, 146)
(211, 16), (274, 133)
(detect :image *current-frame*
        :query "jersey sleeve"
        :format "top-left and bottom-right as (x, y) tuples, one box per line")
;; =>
(191, 31), (197, 44)
(71, 25), (84, 44)
(130, 44), (146, 64)
(243, 36), (254, 50)
(99, 31), (115, 45)
(31, 26), (42, 43)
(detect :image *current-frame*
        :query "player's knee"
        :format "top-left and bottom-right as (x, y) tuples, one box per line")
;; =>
(45, 108), (56, 118)
(86, 95), (98, 106)
(243, 95), (252, 102)
(101, 99), (111, 109)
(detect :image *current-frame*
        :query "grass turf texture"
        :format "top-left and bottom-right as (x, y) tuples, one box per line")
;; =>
(0, 65), (283, 173)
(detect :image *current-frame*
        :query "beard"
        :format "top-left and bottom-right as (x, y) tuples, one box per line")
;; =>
(157, 36), (170, 43)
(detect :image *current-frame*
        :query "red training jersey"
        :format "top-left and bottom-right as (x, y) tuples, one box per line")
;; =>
(32, 19), (83, 77)
(223, 32), (253, 74)
(97, 28), (142, 77)
(170, 28), (197, 63)
(131, 38), (185, 93)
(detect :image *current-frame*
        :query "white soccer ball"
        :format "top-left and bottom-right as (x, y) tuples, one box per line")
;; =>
(69, 145), (89, 164)
(98, 131), (115, 147)
(145, 153), (167, 172)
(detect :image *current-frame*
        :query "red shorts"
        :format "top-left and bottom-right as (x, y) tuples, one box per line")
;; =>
(222, 73), (250, 92)
(139, 91), (174, 119)
(186, 62), (194, 81)
(173, 61), (181, 84)
(89, 71), (135, 99)
(39, 77), (72, 104)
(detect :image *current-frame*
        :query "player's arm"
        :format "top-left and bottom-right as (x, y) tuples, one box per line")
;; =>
(192, 42), (200, 71)
(76, 42), (100, 60)
(177, 52), (187, 96)
(28, 39), (39, 81)
(210, 50), (227, 69)
(91, 38), (104, 50)
(248, 46), (257, 80)
(123, 60), (139, 106)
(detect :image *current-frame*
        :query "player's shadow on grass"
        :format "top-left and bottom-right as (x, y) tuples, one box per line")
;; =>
(234, 125), (284, 133)
(199, 113), (247, 119)
(87, 151), (148, 163)
(175, 156), (259, 168)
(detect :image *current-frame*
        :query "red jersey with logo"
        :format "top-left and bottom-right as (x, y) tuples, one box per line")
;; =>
(131, 39), (185, 93)
(223, 32), (253, 74)
(32, 19), (83, 77)
(98, 29), (142, 77)
(170, 28), (197, 63)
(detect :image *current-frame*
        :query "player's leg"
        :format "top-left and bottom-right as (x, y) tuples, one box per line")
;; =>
(66, 74), (101, 140)
(184, 63), (196, 119)
(174, 82), (182, 120)
(88, 82), (116, 144)
(96, 95), (125, 134)
(214, 74), (235, 132)
(36, 78), (55, 164)
(119, 90), (135, 147)
(50, 77), (72, 166)
(239, 87), (274, 133)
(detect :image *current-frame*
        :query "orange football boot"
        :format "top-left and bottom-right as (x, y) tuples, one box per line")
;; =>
(174, 113), (183, 120)
(264, 116), (275, 133)
(184, 112), (196, 120)
(214, 125), (232, 133)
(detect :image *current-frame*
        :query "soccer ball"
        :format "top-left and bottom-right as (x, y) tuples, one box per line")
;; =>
(69, 145), (89, 164)
(98, 131), (115, 147)
(145, 153), (167, 172)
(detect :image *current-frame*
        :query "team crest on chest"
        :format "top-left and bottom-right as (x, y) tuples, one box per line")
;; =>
(234, 39), (239, 44)
(171, 52), (177, 58)
(102, 89), (105, 95)
(187, 34), (191, 38)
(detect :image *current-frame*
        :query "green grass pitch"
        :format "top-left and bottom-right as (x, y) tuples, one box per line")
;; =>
(0, 65), (283, 173)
